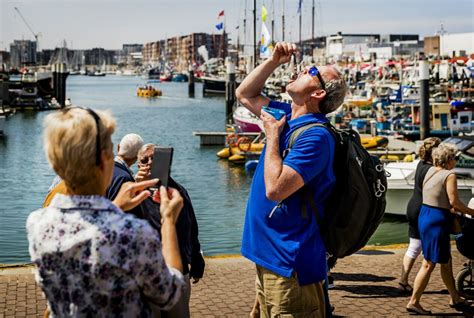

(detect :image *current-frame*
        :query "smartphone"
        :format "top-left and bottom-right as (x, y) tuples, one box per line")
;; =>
(262, 106), (286, 120)
(150, 147), (173, 188)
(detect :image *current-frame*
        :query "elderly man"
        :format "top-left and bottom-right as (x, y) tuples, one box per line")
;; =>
(237, 42), (347, 317)
(136, 143), (205, 318)
(106, 133), (144, 218)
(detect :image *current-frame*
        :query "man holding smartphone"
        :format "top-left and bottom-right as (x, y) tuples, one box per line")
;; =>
(136, 143), (205, 318)
(237, 42), (347, 317)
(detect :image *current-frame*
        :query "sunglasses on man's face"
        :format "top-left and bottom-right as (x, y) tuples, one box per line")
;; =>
(139, 156), (153, 165)
(308, 66), (326, 91)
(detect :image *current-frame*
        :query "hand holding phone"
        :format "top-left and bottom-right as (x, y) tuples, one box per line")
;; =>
(262, 106), (286, 121)
(150, 147), (173, 188)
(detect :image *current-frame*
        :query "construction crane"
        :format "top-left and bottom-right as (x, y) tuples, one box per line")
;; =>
(14, 7), (41, 51)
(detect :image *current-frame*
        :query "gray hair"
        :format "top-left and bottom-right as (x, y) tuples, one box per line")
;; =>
(118, 133), (144, 159)
(319, 69), (348, 114)
(432, 143), (458, 169)
(137, 143), (156, 160)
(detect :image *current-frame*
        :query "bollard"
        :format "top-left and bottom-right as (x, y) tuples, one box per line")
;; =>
(419, 59), (430, 140)
(188, 65), (195, 98)
(53, 63), (68, 108)
(225, 61), (236, 124)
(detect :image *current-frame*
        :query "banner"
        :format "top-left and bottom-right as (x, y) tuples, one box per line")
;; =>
(260, 22), (271, 58)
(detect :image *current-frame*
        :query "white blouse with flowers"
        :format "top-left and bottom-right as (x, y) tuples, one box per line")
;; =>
(26, 194), (184, 318)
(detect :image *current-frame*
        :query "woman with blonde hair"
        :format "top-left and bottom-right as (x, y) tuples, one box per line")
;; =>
(27, 107), (185, 317)
(398, 137), (441, 293)
(406, 143), (474, 314)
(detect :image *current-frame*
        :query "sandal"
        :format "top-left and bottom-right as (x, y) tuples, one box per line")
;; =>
(449, 299), (472, 312)
(406, 305), (432, 315)
(398, 282), (413, 293)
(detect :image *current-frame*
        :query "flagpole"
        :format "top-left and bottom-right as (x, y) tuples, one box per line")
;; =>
(299, 1), (302, 48)
(271, 0), (275, 45)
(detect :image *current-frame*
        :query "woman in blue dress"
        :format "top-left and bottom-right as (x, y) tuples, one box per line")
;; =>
(406, 143), (474, 315)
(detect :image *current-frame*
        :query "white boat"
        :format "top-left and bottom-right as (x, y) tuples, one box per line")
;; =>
(384, 160), (473, 216)
(232, 104), (262, 133)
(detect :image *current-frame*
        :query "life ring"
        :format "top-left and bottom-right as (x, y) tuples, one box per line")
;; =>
(226, 133), (239, 146)
(237, 137), (252, 152)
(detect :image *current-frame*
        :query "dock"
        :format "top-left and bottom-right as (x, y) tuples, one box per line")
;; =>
(1, 244), (472, 317)
(193, 131), (261, 146)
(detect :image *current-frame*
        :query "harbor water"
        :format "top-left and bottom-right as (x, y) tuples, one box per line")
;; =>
(0, 75), (409, 264)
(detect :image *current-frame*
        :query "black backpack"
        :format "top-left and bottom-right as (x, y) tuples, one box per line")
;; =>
(286, 122), (387, 258)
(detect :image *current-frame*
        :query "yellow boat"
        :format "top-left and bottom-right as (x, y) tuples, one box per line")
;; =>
(217, 135), (264, 161)
(360, 136), (389, 150)
(137, 86), (162, 98)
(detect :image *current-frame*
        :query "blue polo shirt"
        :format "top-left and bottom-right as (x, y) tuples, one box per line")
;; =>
(241, 100), (336, 285)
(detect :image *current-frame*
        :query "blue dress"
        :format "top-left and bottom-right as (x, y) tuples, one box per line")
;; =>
(418, 204), (452, 264)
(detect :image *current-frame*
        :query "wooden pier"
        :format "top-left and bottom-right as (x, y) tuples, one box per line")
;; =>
(193, 131), (261, 146)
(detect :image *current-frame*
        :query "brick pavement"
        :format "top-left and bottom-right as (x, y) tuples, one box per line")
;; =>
(1, 246), (472, 317)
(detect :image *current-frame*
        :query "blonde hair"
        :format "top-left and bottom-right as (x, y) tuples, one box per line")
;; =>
(418, 137), (441, 163)
(432, 143), (457, 169)
(43, 108), (116, 189)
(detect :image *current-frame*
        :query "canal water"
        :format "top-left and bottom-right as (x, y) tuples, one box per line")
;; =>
(0, 75), (409, 264)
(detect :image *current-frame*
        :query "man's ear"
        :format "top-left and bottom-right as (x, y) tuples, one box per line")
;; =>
(99, 150), (109, 171)
(117, 144), (120, 153)
(310, 89), (326, 101)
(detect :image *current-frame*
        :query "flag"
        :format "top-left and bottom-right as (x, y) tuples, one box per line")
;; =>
(261, 5), (268, 22)
(297, 0), (302, 14)
(260, 22), (271, 58)
(217, 10), (224, 18)
(216, 22), (224, 31)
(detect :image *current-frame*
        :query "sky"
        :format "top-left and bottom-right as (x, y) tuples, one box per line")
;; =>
(0, 0), (473, 51)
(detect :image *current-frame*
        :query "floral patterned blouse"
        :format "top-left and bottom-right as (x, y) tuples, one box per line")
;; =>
(26, 194), (185, 317)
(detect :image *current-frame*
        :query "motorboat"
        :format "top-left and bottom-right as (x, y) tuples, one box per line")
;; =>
(232, 104), (262, 133)
(137, 86), (162, 98)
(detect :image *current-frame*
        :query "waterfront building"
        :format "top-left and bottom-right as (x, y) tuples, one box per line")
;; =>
(83, 48), (116, 67)
(143, 32), (228, 71)
(117, 44), (144, 65)
(424, 33), (473, 57)
(0, 51), (10, 68)
(9, 40), (37, 68)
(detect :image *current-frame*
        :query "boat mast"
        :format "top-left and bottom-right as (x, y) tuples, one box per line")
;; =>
(299, 0), (302, 47)
(253, 0), (257, 67)
(271, 0), (275, 45)
(282, 0), (285, 41)
(243, 0), (247, 55)
(312, 0), (315, 41)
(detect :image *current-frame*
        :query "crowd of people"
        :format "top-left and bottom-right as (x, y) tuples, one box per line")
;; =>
(25, 42), (473, 317)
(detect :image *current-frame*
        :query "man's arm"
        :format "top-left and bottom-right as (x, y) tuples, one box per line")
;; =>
(236, 42), (296, 117)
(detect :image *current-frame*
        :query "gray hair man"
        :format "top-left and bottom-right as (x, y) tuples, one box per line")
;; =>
(237, 42), (347, 317)
(105, 133), (144, 218)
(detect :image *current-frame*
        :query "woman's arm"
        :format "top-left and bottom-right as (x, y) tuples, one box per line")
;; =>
(446, 174), (474, 216)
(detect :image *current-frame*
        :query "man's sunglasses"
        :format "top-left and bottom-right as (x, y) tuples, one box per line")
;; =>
(62, 106), (102, 166)
(308, 66), (326, 91)
(139, 156), (153, 165)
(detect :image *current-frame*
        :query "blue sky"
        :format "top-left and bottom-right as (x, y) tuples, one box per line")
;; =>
(1, 0), (473, 50)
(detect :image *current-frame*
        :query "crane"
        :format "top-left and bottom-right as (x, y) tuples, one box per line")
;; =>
(14, 7), (41, 51)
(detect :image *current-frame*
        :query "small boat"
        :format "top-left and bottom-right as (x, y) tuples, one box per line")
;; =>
(360, 136), (389, 149)
(232, 105), (262, 133)
(172, 73), (189, 82)
(137, 86), (162, 98)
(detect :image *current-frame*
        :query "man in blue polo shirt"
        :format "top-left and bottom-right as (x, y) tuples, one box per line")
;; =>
(237, 42), (348, 317)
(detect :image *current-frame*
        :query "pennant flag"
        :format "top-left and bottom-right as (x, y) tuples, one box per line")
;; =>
(260, 22), (272, 58)
(217, 10), (224, 18)
(297, 0), (302, 14)
(261, 5), (268, 22)
(216, 22), (224, 31)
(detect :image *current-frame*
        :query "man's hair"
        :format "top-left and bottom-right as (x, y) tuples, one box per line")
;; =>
(118, 133), (144, 160)
(419, 137), (441, 163)
(43, 108), (115, 190)
(432, 143), (457, 169)
(318, 68), (348, 115)
(137, 143), (156, 160)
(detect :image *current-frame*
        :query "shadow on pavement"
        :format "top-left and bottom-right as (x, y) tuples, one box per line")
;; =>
(332, 272), (395, 282)
(355, 250), (395, 255)
(332, 284), (408, 298)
